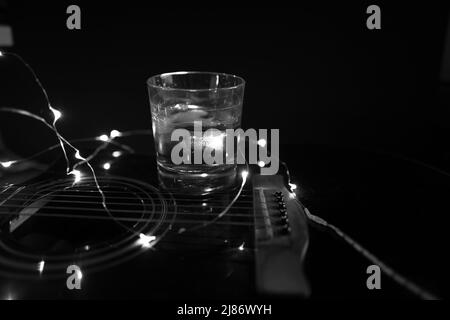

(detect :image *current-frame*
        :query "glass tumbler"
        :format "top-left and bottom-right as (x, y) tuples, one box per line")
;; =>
(147, 71), (245, 193)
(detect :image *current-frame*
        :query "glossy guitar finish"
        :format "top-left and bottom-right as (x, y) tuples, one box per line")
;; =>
(0, 148), (310, 300)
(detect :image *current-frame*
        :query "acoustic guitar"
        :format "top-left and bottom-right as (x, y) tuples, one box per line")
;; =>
(0, 139), (310, 300)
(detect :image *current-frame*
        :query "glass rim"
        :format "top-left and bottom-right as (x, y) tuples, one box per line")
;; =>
(146, 71), (245, 92)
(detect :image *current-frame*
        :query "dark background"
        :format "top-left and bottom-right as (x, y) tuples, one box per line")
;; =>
(1, 1), (449, 161)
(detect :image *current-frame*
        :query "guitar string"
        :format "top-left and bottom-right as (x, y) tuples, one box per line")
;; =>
(0, 211), (257, 226)
(1, 194), (253, 203)
(0, 210), (281, 232)
(4, 177), (254, 191)
(4, 191), (254, 198)
(0, 212), (277, 225)
(0, 202), (257, 212)
(1, 176), (255, 197)
(45, 185), (254, 195)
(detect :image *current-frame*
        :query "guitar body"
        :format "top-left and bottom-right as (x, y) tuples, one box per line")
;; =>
(0, 145), (309, 300)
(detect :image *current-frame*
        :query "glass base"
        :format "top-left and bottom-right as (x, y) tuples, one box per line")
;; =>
(157, 164), (238, 195)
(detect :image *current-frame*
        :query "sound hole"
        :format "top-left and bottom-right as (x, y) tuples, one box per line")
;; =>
(0, 176), (175, 278)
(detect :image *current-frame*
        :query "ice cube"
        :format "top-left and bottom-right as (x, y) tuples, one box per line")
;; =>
(169, 109), (208, 124)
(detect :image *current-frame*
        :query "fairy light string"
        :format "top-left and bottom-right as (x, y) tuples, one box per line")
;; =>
(0, 105), (162, 236)
(0, 50), (248, 242)
(1, 52), (71, 171)
(0, 51), (156, 240)
(1, 131), (137, 168)
(280, 160), (439, 300)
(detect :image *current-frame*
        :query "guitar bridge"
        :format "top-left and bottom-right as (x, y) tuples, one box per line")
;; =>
(252, 174), (310, 297)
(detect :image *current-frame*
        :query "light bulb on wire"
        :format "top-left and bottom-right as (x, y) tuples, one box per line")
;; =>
(1, 161), (15, 168)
